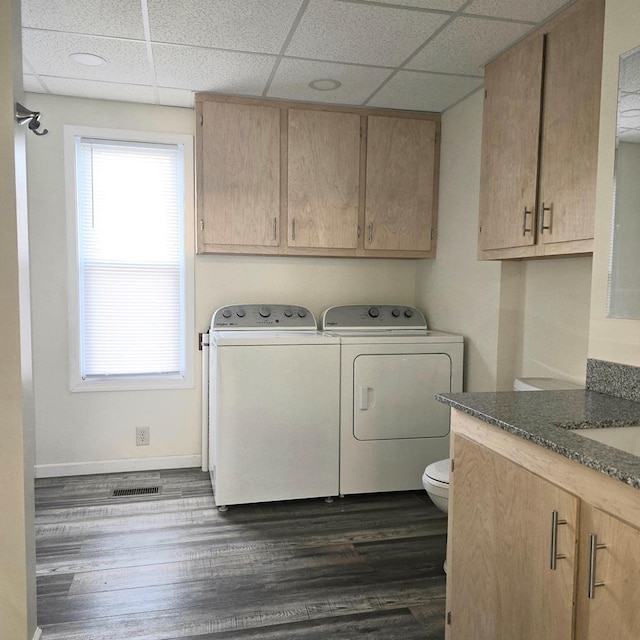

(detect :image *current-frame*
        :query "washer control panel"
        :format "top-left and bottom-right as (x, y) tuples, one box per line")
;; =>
(321, 305), (427, 330)
(212, 304), (316, 330)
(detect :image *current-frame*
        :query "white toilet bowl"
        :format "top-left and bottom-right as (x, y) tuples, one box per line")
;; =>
(422, 458), (450, 513)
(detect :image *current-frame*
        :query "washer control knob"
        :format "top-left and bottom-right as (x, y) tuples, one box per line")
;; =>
(284, 308), (293, 318)
(391, 308), (401, 317)
(236, 308), (246, 318)
(368, 307), (380, 318)
(404, 308), (414, 318)
(259, 306), (271, 318)
(222, 309), (232, 318)
(297, 309), (307, 318)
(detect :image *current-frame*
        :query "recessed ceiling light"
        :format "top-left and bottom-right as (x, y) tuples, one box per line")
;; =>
(308, 78), (341, 91)
(69, 53), (107, 67)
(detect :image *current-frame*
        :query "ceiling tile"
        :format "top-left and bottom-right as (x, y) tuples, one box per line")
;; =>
(368, 70), (483, 111)
(464, 0), (570, 23)
(148, 0), (303, 54)
(367, 0), (466, 9)
(39, 76), (157, 104)
(285, 0), (449, 66)
(267, 58), (390, 105)
(21, 0), (145, 39)
(157, 88), (196, 108)
(153, 44), (275, 95)
(22, 30), (153, 85)
(408, 16), (531, 75)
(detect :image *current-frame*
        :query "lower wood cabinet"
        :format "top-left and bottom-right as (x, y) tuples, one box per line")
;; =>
(446, 410), (640, 640)
(447, 435), (577, 640)
(575, 504), (640, 639)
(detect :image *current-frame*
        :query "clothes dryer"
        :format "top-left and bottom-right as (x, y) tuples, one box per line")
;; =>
(209, 304), (340, 509)
(322, 305), (463, 494)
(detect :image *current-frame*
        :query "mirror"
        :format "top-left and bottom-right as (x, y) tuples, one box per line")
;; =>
(608, 45), (640, 319)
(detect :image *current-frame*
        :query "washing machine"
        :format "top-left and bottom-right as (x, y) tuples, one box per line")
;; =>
(322, 304), (463, 495)
(209, 304), (340, 509)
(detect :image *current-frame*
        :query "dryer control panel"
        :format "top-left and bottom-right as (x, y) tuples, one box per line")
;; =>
(321, 305), (427, 330)
(212, 304), (316, 330)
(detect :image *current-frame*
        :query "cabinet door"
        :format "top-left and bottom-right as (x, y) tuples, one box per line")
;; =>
(538, 0), (604, 245)
(478, 34), (544, 252)
(575, 503), (640, 639)
(365, 116), (436, 252)
(199, 101), (280, 250)
(287, 109), (360, 250)
(446, 435), (577, 640)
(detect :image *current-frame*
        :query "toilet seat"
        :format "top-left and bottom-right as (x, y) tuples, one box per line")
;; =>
(424, 458), (449, 486)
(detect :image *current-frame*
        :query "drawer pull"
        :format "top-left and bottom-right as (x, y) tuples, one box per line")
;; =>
(550, 510), (567, 570)
(540, 202), (551, 234)
(587, 533), (606, 599)
(522, 206), (533, 236)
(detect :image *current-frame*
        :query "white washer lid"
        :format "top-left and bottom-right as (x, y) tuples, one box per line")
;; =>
(513, 377), (583, 391)
(425, 459), (450, 484)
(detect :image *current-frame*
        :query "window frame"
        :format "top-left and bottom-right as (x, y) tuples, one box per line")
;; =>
(64, 125), (195, 392)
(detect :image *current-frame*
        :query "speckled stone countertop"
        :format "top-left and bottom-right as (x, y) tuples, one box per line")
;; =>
(435, 390), (640, 488)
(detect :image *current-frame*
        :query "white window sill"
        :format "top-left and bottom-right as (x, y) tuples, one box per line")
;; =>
(71, 374), (194, 393)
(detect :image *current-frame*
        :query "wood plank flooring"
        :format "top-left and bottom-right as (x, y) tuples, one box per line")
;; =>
(35, 468), (447, 639)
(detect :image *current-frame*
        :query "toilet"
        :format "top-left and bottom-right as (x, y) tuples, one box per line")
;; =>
(422, 377), (583, 513)
(422, 377), (584, 574)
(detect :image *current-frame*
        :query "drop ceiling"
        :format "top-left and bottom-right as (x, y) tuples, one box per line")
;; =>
(22, 0), (575, 113)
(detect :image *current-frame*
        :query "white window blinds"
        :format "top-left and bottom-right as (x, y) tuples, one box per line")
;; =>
(75, 138), (185, 379)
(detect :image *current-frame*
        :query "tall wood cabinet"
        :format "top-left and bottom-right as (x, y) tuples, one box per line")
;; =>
(196, 95), (440, 258)
(478, 0), (604, 260)
(446, 410), (640, 640)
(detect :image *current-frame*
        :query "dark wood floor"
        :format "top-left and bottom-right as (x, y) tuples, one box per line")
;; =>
(35, 468), (447, 639)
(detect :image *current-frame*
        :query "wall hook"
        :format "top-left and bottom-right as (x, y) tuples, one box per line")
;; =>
(15, 102), (48, 136)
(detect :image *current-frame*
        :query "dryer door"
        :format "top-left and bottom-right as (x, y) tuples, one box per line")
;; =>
(353, 352), (451, 440)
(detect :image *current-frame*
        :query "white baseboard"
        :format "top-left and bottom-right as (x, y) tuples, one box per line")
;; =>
(32, 627), (42, 640)
(35, 454), (202, 478)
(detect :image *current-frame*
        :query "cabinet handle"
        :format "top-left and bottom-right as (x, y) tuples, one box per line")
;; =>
(292, 218), (296, 241)
(550, 510), (567, 570)
(540, 202), (551, 234)
(587, 533), (607, 599)
(368, 223), (374, 244)
(522, 207), (533, 236)
(357, 224), (361, 238)
(273, 217), (277, 241)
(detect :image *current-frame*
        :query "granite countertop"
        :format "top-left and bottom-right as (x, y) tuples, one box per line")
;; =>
(435, 390), (640, 488)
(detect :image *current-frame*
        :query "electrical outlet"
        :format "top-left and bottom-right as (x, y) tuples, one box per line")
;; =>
(136, 426), (150, 446)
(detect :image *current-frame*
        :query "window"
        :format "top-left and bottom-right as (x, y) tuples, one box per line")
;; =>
(65, 127), (194, 391)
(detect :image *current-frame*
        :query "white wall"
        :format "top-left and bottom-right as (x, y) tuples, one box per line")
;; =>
(26, 93), (417, 475)
(588, 0), (640, 365)
(417, 88), (593, 391)
(415, 89), (504, 391)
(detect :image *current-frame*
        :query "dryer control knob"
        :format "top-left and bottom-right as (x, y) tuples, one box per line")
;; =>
(284, 308), (293, 318)
(297, 310), (307, 318)
(222, 309), (232, 318)
(391, 308), (401, 317)
(404, 308), (414, 318)
(259, 306), (271, 318)
(236, 309), (246, 318)
(368, 307), (380, 318)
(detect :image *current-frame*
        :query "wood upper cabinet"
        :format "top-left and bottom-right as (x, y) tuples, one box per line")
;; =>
(197, 100), (280, 253)
(478, 34), (544, 253)
(446, 434), (578, 640)
(196, 95), (440, 258)
(575, 504), (640, 639)
(287, 109), (360, 250)
(365, 116), (437, 254)
(478, 0), (604, 260)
